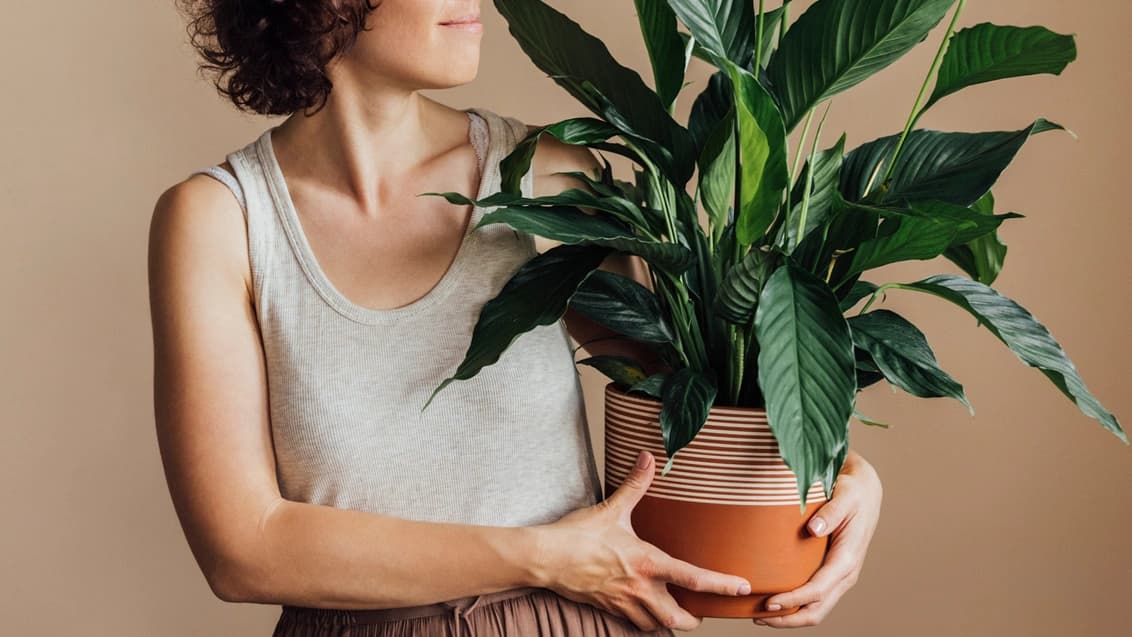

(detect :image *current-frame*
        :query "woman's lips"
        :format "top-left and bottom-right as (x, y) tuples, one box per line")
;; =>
(439, 15), (483, 32)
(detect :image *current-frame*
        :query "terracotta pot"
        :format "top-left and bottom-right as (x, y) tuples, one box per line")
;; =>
(602, 381), (830, 620)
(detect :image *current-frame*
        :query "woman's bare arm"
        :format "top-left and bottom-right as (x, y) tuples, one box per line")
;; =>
(147, 175), (542, 609)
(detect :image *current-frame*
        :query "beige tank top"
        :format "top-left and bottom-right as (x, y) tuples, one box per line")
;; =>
(191, 107), (603, 526)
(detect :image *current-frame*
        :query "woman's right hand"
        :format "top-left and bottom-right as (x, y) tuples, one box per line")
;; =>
(529, 450), (752, 632)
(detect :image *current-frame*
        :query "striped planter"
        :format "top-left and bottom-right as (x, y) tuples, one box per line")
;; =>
(603, 382), (829, 619)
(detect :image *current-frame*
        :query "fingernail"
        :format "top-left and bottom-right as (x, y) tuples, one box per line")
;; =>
(755, 619), (768, 625)
(809, 517), (826, 535)
(636, 450), (650, 469)
(738, 582), (751, 595)
(766, 603), (782, 611)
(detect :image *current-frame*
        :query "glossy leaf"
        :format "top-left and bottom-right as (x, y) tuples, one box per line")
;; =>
(663, 0), (755, 68)
(658, 367), (718, 475)
(848, 309), (972, 412)
(635, 0), (689, 110)
(494, 0), (694, 184)
(499, 118), (622, 194)
(926, 23), (1077, 111)
(422, 244), (613, 411)
(713, 246), (767, 324)
(629, 372), (670, 399)
(785, 133), (847, 248)
(900, 274), (1127, 444)
(726, 63), (790, 246)
(578, 355), (649, 386)
(473, 206), (694, 274)
(766, 0), (957, 131)
(841, 119), (1066, 206)
(943, 191), (1009, 285)
(569, 270), (675, 344)
(754, 262), (856, 509)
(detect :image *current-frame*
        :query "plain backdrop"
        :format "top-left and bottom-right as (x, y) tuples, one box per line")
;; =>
(1, 1), (1129, 635)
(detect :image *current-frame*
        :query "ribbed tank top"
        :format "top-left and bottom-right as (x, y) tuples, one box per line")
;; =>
(190, 107), (603, 527)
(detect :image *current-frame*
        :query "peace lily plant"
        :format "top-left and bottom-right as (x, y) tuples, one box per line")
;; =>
(422, 0), (1128, 507)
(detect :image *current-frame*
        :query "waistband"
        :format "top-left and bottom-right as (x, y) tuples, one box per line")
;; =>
(279, 585), (546, 627)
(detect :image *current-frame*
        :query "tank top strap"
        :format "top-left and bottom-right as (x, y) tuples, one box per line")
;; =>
(189, 164), (248, 213)
(464, 107), (536, 199)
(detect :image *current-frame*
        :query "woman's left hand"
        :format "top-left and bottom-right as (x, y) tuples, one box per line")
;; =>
(753, 448), (883, 628)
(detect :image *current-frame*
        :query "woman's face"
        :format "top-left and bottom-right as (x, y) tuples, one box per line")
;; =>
(337, 0), (483, 91)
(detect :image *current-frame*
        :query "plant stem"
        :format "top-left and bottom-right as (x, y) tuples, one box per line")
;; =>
(877, 0), (967, 200)
(755, 0), (766, 70)
(779, 1), (791, 48)
(794, 104), (831, 252)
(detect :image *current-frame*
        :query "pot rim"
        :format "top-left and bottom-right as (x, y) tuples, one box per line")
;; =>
(603, 380), (769, 417)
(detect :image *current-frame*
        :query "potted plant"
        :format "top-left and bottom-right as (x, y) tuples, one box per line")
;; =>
(421, 0), (1127, 619)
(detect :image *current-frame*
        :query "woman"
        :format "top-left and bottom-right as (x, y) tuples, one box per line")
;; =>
(148, 1), (884, 634)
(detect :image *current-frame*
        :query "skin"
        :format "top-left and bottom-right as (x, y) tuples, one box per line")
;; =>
(148, 0), (883, 632)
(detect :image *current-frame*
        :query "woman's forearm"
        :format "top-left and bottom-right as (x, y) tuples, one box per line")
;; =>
(216, 498), (544, 609)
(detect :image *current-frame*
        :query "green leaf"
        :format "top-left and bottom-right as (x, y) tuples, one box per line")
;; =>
(726, 63), (790, 245)
(754, 262), (857, 510)
(853, 410), (892, 428)
(765, 0), (957, 131)
(422, 244), (613, 411)
(848, 309), (972, 413)
(663, 0), (755, 68)
(785, 133), (847, 248)
(841, 119), (1066, 206)
(840, 280), (879, 313)
(629, 372), (670, 399)
(943, 191), (1009, 285)
(578, 355), (649, 386)
(697, 106), (736, 236)
(494, 0), (695, 184)
(689, 71), (733, 154)
(899, 274), (1127, 444)
(926, 23), (1077, 111)
(635, 0), (689, 110)
(473, 206), (693, 274)
(425, 188), (651, 235)
(569, 270), (675, 344)
(499, 118), (622, 194)
(713, 245), (766, 324)
(658, 367), (718, 475)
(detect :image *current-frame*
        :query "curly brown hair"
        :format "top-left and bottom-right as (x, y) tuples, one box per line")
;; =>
(178, 0), (380, 116)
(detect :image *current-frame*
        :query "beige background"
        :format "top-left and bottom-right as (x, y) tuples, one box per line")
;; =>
(2, 1), (1128, 635)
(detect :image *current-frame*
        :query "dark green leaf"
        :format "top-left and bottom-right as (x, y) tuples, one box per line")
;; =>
(900, 274), (1127, 444)
(785, 133), (847, 248)
(494, 0), (695, 184)
(841, 119), (1066, 206)
(635, 0), (690, 109)
(664, 0), (755, 68)
(578, 355), (649, 386)
(629, 372), (670, 399)
(569, 270), (675, 344)
(499, 118), (622, 194)
(474, 206), (693, 274)
(422, 244), (613, 411)
(943, 191), (1009, 285)
(754, 263), (856, 510)
(766, 0), (957, 131)
(848, 309), (972, 412)
(658, 367), (718, 474)
(714, 246), (766, 324)
(840, 280), (879, 313)
(926, 23), (1077, 111)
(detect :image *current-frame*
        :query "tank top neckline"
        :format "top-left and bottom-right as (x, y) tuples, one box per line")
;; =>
(255, 108), (496, 325)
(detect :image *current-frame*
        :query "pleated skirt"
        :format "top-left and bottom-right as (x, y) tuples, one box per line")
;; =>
(272, 585), (676, 637)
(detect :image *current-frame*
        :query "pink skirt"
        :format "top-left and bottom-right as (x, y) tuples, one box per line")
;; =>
(272, 585), (676, 637)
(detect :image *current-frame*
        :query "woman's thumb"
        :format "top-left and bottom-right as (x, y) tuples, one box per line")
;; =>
(605, 450), (656, 516)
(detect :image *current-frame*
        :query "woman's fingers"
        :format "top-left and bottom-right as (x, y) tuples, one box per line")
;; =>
(635, 581), (702, 632)
(615, 599), (661, 632)
(653, 552), (751, 597)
